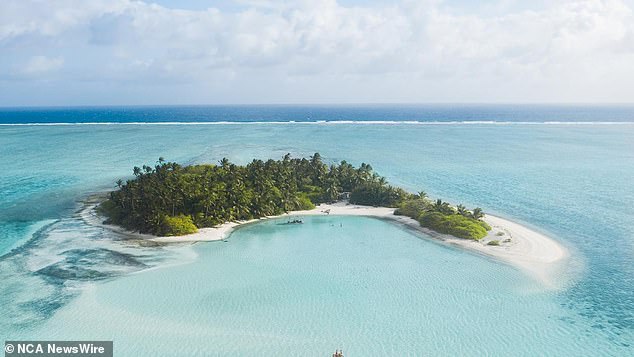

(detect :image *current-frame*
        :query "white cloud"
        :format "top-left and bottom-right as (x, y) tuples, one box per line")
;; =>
(22, 56), (64, 75)
(0, 0), (633, 104)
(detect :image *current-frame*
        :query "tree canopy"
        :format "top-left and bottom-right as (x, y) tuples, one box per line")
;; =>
(100, 153), (490, 239)
(100, 153), (411, 235)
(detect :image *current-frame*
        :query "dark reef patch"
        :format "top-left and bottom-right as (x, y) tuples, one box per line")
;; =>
(35, 248), (147, 282)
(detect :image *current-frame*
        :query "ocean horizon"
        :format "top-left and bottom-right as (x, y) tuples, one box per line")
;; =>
(3, 104), (634, 125)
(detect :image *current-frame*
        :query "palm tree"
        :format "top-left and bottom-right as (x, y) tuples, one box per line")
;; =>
(309, 153), (326, 185)
(456, 204), (468, 216)
(357, 163), (373, 182)
(325, 180), (340, 202)
(471, 208), (484, 220)
(433, 199), (454, 215)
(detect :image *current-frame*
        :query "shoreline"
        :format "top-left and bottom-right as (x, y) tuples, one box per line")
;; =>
(82, 201), (569, 288)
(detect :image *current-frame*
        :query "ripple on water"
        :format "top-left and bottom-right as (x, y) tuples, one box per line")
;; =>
(18, 216), (634, 356)
(0, 210), (194, 333)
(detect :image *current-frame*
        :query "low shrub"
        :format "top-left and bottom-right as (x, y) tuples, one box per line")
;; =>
(395, 198), (431, 219)
(161, 214), (198, 236)
(419, 212), (490, 240)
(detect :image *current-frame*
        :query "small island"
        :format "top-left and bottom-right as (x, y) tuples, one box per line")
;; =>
(88, 153), (569, 287)
(99, 153), (490, 240)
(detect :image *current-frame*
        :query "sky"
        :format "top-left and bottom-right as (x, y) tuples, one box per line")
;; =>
(1, 0), (634, 106)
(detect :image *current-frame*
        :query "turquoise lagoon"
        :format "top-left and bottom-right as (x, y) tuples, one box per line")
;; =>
(1, 113), (633, 355)
(24, 216), (625, 355)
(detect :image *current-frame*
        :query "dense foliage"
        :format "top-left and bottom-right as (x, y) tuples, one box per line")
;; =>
(395, 196), (491, 240)
(101, 153), (411, 235)
(419, 212), (490, 240)
(349, 181), (410, 207)
(102, 153), (490, 239)
(161, 214), (198, 236)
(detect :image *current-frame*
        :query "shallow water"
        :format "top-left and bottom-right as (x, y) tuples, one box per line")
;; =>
(22, 216), (631, 356)
(1, 108), (633, 355)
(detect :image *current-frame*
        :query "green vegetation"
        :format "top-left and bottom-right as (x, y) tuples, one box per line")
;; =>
(101, 153), (411, 235)
(161, 215), (198, 236)
(102, 153), (490, 239)
(487, 240), (501, 246)
(419, 212), (490, 240)
(349, 181), (409, 207)
(295, 193), (316, 211)
(395, 195), (491, 240)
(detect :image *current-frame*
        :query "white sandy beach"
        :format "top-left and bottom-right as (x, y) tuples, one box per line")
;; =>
(82, 201), (568, 287)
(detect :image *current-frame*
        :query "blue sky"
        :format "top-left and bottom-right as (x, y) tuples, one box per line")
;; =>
(1, 0), (633, 106)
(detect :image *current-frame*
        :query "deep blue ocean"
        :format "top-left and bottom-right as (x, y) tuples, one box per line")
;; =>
(1, 105), (633, 355)
(2, 104), (634, 124)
